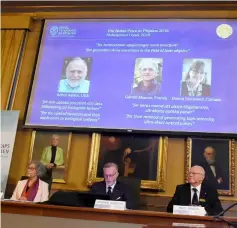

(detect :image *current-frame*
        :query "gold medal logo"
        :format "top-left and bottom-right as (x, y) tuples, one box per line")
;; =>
(216, 24), (233, 39)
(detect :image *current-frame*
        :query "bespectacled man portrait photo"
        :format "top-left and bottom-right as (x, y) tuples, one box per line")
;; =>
(58, 57), (92, 94)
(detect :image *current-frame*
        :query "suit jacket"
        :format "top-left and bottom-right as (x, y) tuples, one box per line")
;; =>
(132, 80), (161, 96)
(167, 183), (223, 216)
(10, 179), (49, 202)
(198, 160), (224, 189)
(90, 181), (132, 209)
(40, 146), (64, 166)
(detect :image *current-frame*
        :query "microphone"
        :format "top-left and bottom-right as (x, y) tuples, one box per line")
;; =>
(213, 202), (237, 227)
(214, 202), (237, 217)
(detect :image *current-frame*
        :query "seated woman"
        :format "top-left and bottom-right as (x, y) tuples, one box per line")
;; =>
(11, 161), (49, 202)
(181, 60), (211, 97)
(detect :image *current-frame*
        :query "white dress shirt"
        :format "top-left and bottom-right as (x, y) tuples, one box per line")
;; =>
(190, 184), (201, 204)
(58, 79), (90, 93)
(210, 165), (217, 177)
(106, 182), (116, 194)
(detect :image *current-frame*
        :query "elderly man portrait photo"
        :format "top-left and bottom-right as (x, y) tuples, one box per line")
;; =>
(58, 57), (91, 93)
(131, 58), (163, 96)
(189, 138), (231, 192)
(197, 146), (225, 189)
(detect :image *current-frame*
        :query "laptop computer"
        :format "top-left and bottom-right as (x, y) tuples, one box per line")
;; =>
(42, 191), (110, 208)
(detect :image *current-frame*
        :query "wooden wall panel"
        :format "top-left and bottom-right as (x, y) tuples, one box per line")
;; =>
(8, 20), (42, 185)
(2, 16), (33, 30)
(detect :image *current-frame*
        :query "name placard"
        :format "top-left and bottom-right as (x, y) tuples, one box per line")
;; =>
(173, 205), (206, 216)
(94, 200), (126, 210)
(172, 223), (206, 227)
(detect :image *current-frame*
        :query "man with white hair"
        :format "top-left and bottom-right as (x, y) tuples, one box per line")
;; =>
(132, 58), (161, 96)
(58, 57), (90, 93)
(167, 165), (223, 215)
(90, 162), (133, 209)
(198, 146), (224, 189)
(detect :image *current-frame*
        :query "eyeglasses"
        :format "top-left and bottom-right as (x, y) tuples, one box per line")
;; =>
(104, 172), (117, 178)
(141, 68), (155, 72)
(191, 69), (205, 75)
(28, 167), (36, 171)
(189, 172), (203, 176)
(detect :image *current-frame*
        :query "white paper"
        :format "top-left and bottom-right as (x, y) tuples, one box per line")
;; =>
(94, 199), (126, 210)
(173, 205), (206, 216)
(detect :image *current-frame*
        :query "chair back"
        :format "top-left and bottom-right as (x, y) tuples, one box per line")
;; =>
(117, 176), (141, 210)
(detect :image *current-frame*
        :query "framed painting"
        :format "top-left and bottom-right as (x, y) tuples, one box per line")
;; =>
(185, 137), (235, 195)
(28, 130), (72, 183)
(87, 133), (168, 190)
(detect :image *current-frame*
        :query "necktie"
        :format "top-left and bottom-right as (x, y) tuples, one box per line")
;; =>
(107, 186), (112, 196)
(192, 188), (199, 205)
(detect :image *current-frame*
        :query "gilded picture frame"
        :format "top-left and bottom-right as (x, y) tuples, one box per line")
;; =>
(185, 137), (235, 196)
(28, 130), (72, 183)
(87, 133), (168, 190)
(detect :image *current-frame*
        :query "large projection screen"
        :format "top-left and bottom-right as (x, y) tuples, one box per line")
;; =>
(25, 19), (237, 135)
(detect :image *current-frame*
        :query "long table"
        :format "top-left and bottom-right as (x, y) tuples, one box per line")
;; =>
(2, 201), (237, 228)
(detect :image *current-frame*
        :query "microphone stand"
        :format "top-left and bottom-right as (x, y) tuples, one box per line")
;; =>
(213, 202), (237, 228)
(215, 202), (237, 217)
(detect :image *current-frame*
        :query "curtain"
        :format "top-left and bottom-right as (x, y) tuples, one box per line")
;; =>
(1, 29), (26, 109)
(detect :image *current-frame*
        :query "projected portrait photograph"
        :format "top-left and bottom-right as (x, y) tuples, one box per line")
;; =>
(87, 133), (168, 190)
(58, 57), (92, 94)
(28, 131), (72, 183)
(181, 58), (212, 97)
(131, 58), (163, 96)
(185, 137), (235, 195)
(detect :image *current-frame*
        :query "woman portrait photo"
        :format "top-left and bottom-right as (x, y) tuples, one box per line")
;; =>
(131, 58), (163, 96)
(11, 161), (49, 202)
(29, 131), (71, 183)
(40, 134), (64, 178)
(58, 57), (92, 94)
(181, 59), (212, 97)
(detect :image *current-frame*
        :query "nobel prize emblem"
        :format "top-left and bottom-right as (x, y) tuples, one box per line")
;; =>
(216, 24), (233, 39)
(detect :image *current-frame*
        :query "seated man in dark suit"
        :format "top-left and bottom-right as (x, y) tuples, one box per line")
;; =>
(90, 162), (132, 209)
(167, 165), (223, 215)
